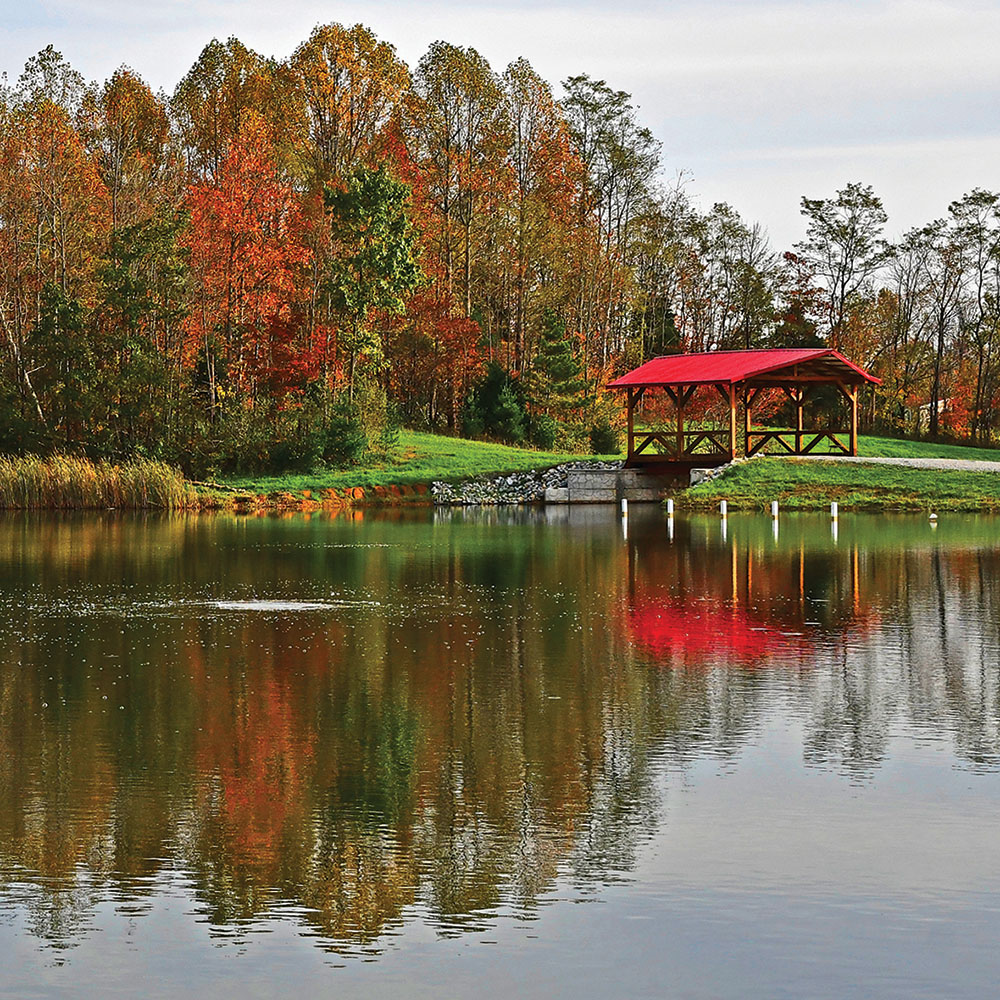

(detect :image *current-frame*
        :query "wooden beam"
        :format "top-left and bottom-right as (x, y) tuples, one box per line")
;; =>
(744, 376), (866, 386)
(676, 385), (684, 459)
(729, 384), (737, 460)
(795, 387), (804, 454)
(626, 388), (635, 460)
(849, 386), (858, 456)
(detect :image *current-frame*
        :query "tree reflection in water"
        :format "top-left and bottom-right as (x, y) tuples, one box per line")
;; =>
(0, 508), (997, 955)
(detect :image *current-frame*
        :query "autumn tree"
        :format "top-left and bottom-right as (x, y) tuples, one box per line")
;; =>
(916, 218), (966, 436)
(629, 180), (692, 364)
(864, 226), (939, 434)
(950, 189), (1000, 441)
(0, 48), (108, 443)
(562, 74), (660, 364)
(498, 58), (579, 368)
(290, 23), (410, 186)
(386, 290), (482, 429)
(172, 38), (298, 178)
(406, 42), (509, 319)
(79, 68), (173, 231)
(794, 182), (893, 346)
(183, 113), (312, 418)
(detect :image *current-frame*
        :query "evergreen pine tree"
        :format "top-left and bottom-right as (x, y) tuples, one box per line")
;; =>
(529, 309), (585, 417)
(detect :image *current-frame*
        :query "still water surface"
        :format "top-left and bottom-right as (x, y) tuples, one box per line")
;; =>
(1, 507), (999, 999)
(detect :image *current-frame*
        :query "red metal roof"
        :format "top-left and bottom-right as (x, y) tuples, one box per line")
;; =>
(607, 349), (880, 388)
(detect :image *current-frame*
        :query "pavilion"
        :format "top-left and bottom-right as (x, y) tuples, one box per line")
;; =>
(607, 348), (881, 471)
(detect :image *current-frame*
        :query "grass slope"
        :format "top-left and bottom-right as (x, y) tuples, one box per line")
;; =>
(858, 434), (1000, 461)
(219, 430), (616, 495)
(216, 429), (1000, 510)
(685, 456), (1000, 512)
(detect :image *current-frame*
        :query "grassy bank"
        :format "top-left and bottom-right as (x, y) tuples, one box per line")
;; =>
(683, 457), (1000, 512)
(216, 431), (998, 513)
(218, 431), (616, 496)
(0, 454), (194, 510)
(5, 432), (999, 512)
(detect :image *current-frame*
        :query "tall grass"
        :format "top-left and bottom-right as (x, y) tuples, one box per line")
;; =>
(0, 454), (193, 510)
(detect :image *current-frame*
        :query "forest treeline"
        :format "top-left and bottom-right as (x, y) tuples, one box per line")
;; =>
(1, 30), (999, 475)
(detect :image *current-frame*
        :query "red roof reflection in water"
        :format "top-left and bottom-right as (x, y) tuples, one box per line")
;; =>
(628, 598), (812, 667)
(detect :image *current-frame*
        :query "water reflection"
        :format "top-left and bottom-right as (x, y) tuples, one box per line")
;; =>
(0, 509), (998, 966)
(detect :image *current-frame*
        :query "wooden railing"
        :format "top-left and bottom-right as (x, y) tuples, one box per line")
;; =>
(746, 430), (850, 457)
(629, 429), (732, 460)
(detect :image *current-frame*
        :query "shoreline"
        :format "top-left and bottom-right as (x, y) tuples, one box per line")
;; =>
(3, 435), (1000, 513)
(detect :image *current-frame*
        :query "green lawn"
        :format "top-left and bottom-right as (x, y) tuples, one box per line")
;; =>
(684, 457), (1000, 512)
(681, 433), (1000, 512)
(218, 430), (617, 495)
(858, 434), (1000, 461)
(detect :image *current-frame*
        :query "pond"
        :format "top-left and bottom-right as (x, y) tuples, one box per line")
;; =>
(1, 507), (998, 999)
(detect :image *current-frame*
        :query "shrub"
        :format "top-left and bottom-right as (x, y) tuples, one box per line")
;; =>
(323, 398), (367, 466)
(460, 396), (485, 438)
(589, 420), (620, 455)
(493, 384), (527, 443)
(463, 363), (528, 444)
(529, 414), (558, 450)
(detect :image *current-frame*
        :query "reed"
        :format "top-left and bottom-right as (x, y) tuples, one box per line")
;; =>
(0, 454), (194, 510)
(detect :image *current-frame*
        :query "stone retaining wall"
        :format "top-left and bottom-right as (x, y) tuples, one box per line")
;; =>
(433, 463), (688, 506)
(552, 468), (678, 503)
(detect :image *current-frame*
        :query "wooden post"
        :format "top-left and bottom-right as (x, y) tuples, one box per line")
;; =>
(728, 384), (737, 460)
(795, 388), (804, 454)
(626, 388), (635, 461)
(743, 387), (755, 456)
(676, 386), (684, 458)
(849, 385), (858, 456)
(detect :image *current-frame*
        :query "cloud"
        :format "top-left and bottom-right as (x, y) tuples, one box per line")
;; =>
(688, 135), (1000, 250)
(5, 0), (997, 247)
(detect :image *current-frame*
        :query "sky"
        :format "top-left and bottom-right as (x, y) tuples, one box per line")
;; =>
(4, 0), (998, 250)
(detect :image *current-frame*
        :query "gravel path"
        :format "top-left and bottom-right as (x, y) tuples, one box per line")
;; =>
(795, 455), (1000, 473)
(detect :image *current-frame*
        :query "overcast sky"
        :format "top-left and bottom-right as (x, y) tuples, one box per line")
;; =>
(4, 0), (998, 249)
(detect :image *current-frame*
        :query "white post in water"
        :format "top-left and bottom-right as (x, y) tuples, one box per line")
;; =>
(720, 500), (728, 518)
(771, 500), (779, 519)
(666, 498), (674, 516)
(620, 498), (628, 517)
(831, 501), (839, 520)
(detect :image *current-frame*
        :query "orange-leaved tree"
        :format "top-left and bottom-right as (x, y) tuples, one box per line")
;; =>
(183, 113), (314, 418)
